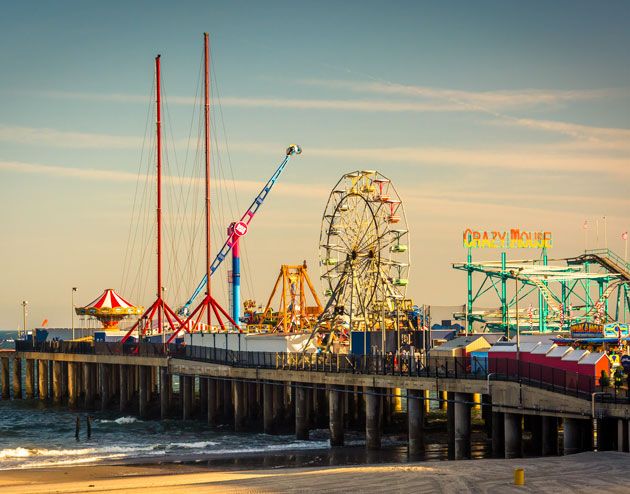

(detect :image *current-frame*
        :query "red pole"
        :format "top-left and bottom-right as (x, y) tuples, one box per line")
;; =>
(204, 33), (211, 329)
(156, 54), (163, 335)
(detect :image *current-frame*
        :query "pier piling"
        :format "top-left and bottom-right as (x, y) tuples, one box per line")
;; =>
(329, 386), (344, 446)
(407, 389), (425, 455)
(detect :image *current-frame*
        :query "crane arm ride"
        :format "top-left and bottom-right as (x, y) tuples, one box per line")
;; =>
(178, 144), (302, 316)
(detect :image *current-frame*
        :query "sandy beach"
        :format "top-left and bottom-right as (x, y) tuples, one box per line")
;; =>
(1, 451), (628, 494)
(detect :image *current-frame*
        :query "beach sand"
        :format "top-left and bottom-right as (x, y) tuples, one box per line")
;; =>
(1, 451), (628, 494)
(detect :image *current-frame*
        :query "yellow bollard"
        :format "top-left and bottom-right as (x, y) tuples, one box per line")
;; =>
(514, 468), (524, 486)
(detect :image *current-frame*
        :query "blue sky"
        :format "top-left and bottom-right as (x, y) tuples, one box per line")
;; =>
(1, 1), (628, 329)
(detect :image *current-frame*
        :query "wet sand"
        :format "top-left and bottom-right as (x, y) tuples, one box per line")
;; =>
(1, 451), (629, 493)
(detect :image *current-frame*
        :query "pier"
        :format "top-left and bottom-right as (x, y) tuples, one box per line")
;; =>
(3, 341), (630, 459)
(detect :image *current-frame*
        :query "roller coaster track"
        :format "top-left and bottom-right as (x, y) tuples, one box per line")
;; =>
(583, 280), (629, 320)
(528, 276), (562, 314)
(567, 249), (630, 282)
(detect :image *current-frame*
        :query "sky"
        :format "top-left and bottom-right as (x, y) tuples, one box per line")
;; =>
(1, 1), (629, 330)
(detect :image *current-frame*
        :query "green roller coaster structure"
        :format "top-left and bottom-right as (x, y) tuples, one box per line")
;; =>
(453, 248), (630, 335)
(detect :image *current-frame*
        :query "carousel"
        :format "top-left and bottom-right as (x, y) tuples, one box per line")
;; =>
(75, 289), (144, 330)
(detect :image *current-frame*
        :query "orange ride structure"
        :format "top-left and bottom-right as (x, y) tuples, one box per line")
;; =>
(250, 262), (323, 333)
(75, 289), (144, 330)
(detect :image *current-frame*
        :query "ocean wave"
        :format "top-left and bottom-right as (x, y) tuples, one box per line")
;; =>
(164, 441), (217, 450)
(0, 447), (32, 459)
(97, 416), (141, 425)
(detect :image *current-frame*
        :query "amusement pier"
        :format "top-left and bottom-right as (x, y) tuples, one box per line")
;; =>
(3, 33), (630, 467)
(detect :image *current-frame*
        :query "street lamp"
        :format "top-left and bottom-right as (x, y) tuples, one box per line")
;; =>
(510, 268), (523, 376)
(22, 301), (28, 342)
(72, 287), (78, 341)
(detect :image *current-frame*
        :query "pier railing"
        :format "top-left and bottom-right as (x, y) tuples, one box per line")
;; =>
(16, 340), (624, 403)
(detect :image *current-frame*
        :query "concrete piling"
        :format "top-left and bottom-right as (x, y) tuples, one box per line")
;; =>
(12, 357), (22, 399)
(329, 386), (344, 446)
(504, 412), (522, 459)
(366, 387), (381, 450)
(563, 418), (582, 455)
(25, 359), (35, 398)
(492, 411), (505, 458)
(542, 416), (558, 456)
(407, 389), (425, 455)
(454, 392), (472, 460)
(139, 366), (148, 419)
(207, 377), (218, 426)
(295, 384), (308, 440)
(234, 380), (246, 432)
(263, 383), (274, 434)
(1, 358), (9, 399)
(38, 359), (48, 400)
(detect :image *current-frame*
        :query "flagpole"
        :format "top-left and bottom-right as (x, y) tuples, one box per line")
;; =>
(596, 219), (599, 249)
(583, 220), (588, 251)
(604, 216), (607, 251)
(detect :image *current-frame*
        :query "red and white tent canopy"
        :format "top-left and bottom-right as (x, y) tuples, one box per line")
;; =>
(76, 289), (143, 319)
(84, 289), (135, 310)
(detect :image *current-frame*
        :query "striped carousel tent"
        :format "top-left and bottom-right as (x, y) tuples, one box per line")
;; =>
(76, 289), (144, 330)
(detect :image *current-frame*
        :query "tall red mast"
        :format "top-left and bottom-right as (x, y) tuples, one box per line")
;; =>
(121, 54), (185, 344)
(204, 33), (211, 327)
(165, 33), (240, 344)
(156, 54), (163, 333)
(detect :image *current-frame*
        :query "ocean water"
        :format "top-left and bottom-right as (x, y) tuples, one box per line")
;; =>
(0, 330), (489, 470)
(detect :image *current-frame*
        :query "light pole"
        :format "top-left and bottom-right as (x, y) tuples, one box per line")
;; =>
(510, 269), (523, 370)
(22, 300), (28, 342)
(72, 287), (78, 341)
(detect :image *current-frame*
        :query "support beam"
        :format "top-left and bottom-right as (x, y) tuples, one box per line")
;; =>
(491, 411), (505, 458)
(99, 363), (109, 410)
(12, 357), (22, 399)
(528, 415), (543, 456)
(247, 381), (257, 424)
(618, 419), (629, 453)
(454, 392), (471, 460)
(295, 384), (308, 440)
(504, 412), (522, 459)
(138, 366), (148, 419)
(234, 380), (246, 432)
(25, 359), (35, 398)
(329, 386), (344, 446)
(53, 361), (62, 405)
(182, 375), (193, 421)
(597, 418), (617, 451)
(199, 377), (208, 420)
(120, 365), (129, 412)
(542, 416), (559, 456)
(67, 362), (77, 408)
(38, 359), (48, 400)
(264, 383), (274, 434)
(407, 389), (425, 455)
(366, 387), (381, 450)
(207, 377), (218, 426)
(447, 392), (455, 457)
(84, 363), (95, 409)
(1, 358), (9, 399)
(160, 367), (169, 420)
(564, 418), (582, 455)
(223, 380), (233, 423)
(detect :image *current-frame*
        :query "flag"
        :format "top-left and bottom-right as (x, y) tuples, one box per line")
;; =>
(527, 304), (533, 329)
(559, 303), (565, 326)
(623, 232), (628, 241)
(583, 220), (588, 230)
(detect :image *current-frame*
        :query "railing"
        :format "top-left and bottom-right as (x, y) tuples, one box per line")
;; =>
(585, 248), (630, 274)
(15, 339), (626, 403)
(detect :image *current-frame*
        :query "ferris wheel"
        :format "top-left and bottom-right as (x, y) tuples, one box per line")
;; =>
(318, 170), (410, 330)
